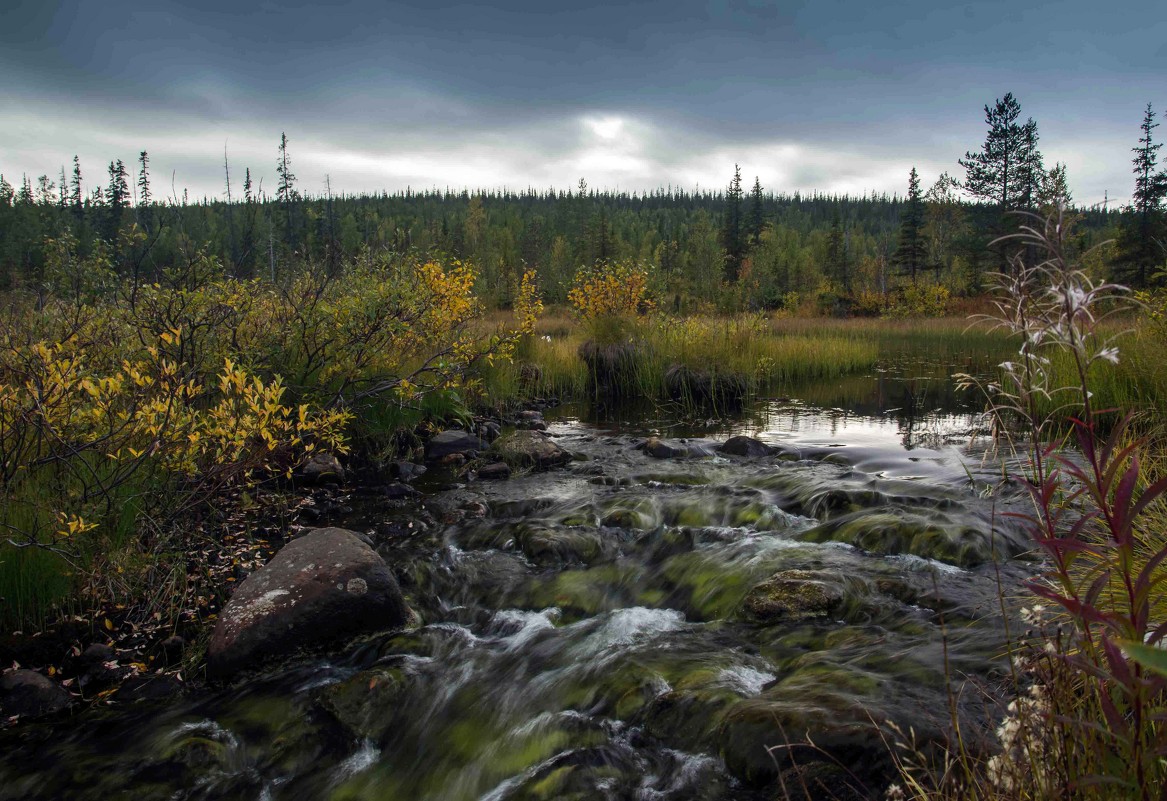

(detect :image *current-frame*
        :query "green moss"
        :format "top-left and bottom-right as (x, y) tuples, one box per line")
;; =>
(660, 551), (754, 620)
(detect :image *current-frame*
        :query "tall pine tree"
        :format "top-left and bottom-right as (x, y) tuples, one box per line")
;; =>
(748, 176), (765, 247)
(276, 132), (297, 253)
(721, 164), (745, 281)
(893, 167), (927, 283)
(105, 159), (129, 242)
(1115, 104), (1167, 286)
(959, 93), (1043, 214)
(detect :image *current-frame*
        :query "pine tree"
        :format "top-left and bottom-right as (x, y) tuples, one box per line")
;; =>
(826, 211), (849, 291)
(721, 164), (745, 281)
(1115, 104), (1167, 286)
(959, 93), (1042, 213)
(105, 160), (129, 241)
(137, 150), (151, 226)
(893, 167), (927, 283)
(276, 132), (297, 251)
(748, 176), (765, 247)
(70, 156), (83, 218)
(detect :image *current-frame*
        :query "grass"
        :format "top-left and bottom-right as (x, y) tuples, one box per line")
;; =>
(887, 213), (1167, 801)
(482, 310), (1016, 414)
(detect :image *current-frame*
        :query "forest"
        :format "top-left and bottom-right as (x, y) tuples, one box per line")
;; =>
(3, 96), (1162, 318)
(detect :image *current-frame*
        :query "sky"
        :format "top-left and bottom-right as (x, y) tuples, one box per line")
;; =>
(2, 0), (1163, 207)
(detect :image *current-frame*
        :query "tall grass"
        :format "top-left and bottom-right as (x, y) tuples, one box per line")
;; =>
(891, 210), (1167, 800)
(485, 311), (883, 406)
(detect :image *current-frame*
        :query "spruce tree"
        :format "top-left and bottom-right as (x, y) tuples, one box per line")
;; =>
(70, 156), (83, 218)
(276, 132), (297, 252)
(105, 159), (129, 241)
(893, 167), (927, 283)
(1115, 104), (1167, 286)
(748, 176), (765, 247)
(137, 150), (151, 232)
(721, 164), (745, 281)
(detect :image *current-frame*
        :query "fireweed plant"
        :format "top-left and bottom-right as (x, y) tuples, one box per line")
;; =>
(891, 208), (1167, 799)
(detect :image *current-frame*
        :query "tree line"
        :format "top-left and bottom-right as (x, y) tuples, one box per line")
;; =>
(1, 94), (1163, 312)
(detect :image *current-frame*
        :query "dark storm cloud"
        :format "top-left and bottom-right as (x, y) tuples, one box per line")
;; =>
(2, 0), (1163, 203)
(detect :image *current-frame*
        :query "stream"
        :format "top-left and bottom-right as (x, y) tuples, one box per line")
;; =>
(0, 347), (1039, 800)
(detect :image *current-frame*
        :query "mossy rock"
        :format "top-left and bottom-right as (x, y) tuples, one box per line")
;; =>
(514, 523), (608, 566)
(525, 565), (638, 618)
(660, 551), (756, 620)
(316, 667), (407, 741)
(799, 509), (998, 567)
(740, 570), (846, 623)
(493, 430), (572, 470)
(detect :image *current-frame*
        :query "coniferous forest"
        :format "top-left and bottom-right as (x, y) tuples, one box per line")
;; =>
(5, 93), (1164, 315)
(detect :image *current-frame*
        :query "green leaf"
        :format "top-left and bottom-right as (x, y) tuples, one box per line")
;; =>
(1119, 640), (1167, 677)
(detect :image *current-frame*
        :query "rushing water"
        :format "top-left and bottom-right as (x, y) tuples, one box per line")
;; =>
(0, 349), (1038, 801)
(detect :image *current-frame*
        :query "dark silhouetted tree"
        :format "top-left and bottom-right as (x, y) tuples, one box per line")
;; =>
(276, 132), (297, 252)
(893, 167), (927, 283)
(959, 93), (1040, 214)
(721, 164), (745, 281)
(105, 159), (129, 241)
(748, 176), (765, 247)
(1115, 104), (1167, 286)
(70, 156), (83, 218)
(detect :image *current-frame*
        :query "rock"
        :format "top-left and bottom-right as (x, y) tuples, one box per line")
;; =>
(389, 460), (427, 483)
(493, 430), (572, 470)
(114, 673), (183, 703)
(425, 430), (487, 461)
(316, 667), (407, 740)
(719, 435), (775, 458)
(515, 410), (548, 431)
(298, 452), (345, 485)
(741, 570), (845, 623)
(643, 437), (688, 459)
(81, 642), (116, 665)
(477, 462), (512, 481)
(158, 636), (186, 666)
(476, 420), (503, 443)
(438, 452), (467, 467)
(207, 527), (411, 679)
(0, 669), (71, 718)
(383, 482), (421, 500)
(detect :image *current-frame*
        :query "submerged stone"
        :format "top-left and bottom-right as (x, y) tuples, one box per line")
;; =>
(719, 436), (775, 458)
(316, 667), (408, 741)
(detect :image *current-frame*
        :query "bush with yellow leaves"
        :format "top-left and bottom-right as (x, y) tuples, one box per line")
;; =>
(567, 260), (655, 321)
(0, 249), (541, 627)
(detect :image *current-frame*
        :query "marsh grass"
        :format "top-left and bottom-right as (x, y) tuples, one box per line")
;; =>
(890, 210), (1167, 800)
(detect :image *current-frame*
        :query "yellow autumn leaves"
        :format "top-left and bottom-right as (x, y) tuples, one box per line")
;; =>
(567, 261), (654, 321)
(0, 253), (543, 545)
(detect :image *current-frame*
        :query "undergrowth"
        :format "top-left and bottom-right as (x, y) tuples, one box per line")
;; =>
(892, 208), (1167, 800)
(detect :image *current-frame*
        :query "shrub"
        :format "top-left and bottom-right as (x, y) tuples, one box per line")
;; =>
(567, 260), (655, 321)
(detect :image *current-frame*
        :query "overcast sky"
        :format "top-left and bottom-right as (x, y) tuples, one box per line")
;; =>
(2, 0), (1163, 207)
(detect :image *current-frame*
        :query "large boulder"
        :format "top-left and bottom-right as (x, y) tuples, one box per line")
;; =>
(0, 669), (71, 718)
(207, 528), (411, 679)
(493, 430), (571, 470)
(425, 430), (487, 462)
